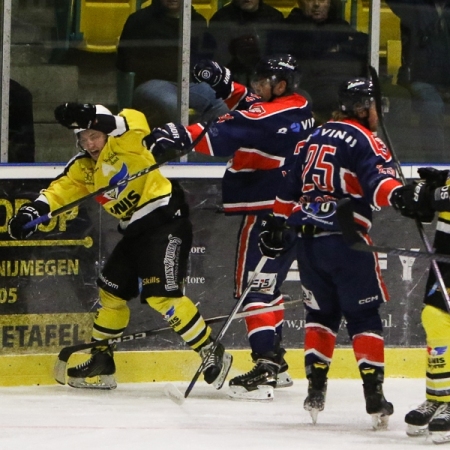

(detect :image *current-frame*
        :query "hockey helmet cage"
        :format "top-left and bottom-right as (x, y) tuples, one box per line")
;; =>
(338, 78), (375, 114)
(251, 54), (300, 94)
(73, 104), (113, 135)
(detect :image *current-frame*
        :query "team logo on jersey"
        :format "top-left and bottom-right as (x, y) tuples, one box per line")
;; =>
(164, 306), (175, 321)
(277, 127), (288, 134)
(248, 105), (266, 115)
(290, 123), (301, 132)
(95, 163), (129, 204)
(428, 346), (447, 356)
(428, 346), (447, 369)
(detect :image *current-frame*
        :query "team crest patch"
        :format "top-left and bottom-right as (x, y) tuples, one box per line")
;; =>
(248, 105), (266, 115)
(428, 346), (447, 356)
(164, 306), (176, 321)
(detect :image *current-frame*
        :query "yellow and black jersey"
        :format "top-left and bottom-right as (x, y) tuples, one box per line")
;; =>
(37, 109), (176, 234)
(424, 178), (450, 312)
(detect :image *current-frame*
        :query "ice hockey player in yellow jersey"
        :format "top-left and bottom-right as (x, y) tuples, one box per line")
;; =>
(7, 103), (232, 389)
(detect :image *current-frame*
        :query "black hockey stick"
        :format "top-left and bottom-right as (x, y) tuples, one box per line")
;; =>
(53, 295), (299, 385)
(336, 198), (450, 263)
(368, 66), (450, 311)
(24, 121), (211, 230)
(182, 255), (268, 400)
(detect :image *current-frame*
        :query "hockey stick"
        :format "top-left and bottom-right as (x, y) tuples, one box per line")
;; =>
(181, 255), (269, 401)
(23, 122), (211, 230)
(336, 198), (450, 263)
(368, 66), (450, 311)
(53, 294), (298, 385)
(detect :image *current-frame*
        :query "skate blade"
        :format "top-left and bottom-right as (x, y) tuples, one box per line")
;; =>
(406, 424), (429, 437)
(308, 408), (320, 425)
(275, 371), (293, 389)
(213, 353), (233, 390)
(67, 374), (117, 390)
(164, 383), (185, 405)
(53, 360), (67, 385)
(371, 413), (390, 430)
(227, 385), (274, 401)
(430, 431), (450, 444)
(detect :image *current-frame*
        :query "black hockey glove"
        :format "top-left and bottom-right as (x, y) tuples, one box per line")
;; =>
(391, 182), (435, 223)
(258, 214), (296, 259)
(8, 201), (49, 240)
(192, 60), (232, 99)
(54, 103), (97, 129)
(143, 123), (191, 163)
(417, 167), (449, 189)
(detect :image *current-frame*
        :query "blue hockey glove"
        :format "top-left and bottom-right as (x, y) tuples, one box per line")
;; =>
(54, 103), (97, 129)
(143, 123), (191, 162)
(258, 214), (296, 259)
(192, 60), (232, 99)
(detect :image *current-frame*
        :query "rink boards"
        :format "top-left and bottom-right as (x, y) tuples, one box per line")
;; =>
(0, 164), (445, 385)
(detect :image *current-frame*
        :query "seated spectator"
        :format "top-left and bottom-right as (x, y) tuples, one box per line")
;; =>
(386, 0), (450, 162)
(209, 0), (284, 85)
(269, 0), (368, 124)
(116, 0), (228, 128)
(9, 79), (35, 163)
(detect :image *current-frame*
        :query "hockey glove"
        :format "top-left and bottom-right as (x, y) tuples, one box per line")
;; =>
(258, 214), (296, 259)
(417, 167), (449, 189)
(54, 103), (97, 129)
(192, 60), (232, 99)
(143, 123), (191, 163)
(7, 201), (49, 240)
(391, 182), (435, 223)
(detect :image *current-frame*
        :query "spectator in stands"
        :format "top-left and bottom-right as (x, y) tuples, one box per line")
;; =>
(386, 0), (450, 162)
(269, 0), (368, 124)
(9, 79), (35, 163)
(208, 0), (284, 85)
(116, 0), (228, 128)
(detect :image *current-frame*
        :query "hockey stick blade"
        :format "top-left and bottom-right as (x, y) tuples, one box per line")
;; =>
(24, 121), (212, 230)
(53, 297), (301, 385)
(336, 198), (450, 263)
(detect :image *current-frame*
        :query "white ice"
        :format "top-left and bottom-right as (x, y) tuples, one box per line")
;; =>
(0, 378), (433, 450)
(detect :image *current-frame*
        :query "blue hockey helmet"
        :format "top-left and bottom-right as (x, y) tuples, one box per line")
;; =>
(338, 78), (375, 114)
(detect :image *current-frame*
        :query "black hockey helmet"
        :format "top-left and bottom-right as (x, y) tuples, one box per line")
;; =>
(251, 54), (300, 94)
(338, 78), (375, 115)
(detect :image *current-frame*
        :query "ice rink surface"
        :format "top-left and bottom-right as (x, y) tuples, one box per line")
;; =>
(0, 377), (439, 449)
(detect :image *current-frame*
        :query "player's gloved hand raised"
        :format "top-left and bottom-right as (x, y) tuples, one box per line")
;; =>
(418, 167), (449, 189)
(391, 182), (435, 223)
(143, 123), (191, 163)
(258, 214), (296, 259)
(192, 60), (232, 98)
(8, 204), (42, 240)
(54, 103), (96, 129)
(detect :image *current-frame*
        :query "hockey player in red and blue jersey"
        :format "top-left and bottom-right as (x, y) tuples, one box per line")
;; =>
(259, 78), (404, 428)
(144, 55), (316, 400)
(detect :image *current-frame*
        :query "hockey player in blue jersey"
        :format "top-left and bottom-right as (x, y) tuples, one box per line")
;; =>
(259, 78), (405, 428)
(144, 54), (316, 400)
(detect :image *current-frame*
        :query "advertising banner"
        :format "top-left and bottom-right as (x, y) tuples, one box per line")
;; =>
(0, 178), (432, 354)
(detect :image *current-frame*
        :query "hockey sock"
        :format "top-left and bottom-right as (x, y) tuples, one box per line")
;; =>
(352, 331), (385, 380)
(92, 289), (130, 343)
(304, 323), (336, 369)
(146, 295), (211, 351)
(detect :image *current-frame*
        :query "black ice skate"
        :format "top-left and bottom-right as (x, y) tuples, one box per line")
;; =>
(428, 402), (450, 444)
(228, 353), (280, 401)
(199, 341), (233, 390)
(405, 399), (446, 437)
(274, 348), (293, 389)
(67, 345), (117, 390)
(363, 382), (394, 430)
(304, 363), (329, 424)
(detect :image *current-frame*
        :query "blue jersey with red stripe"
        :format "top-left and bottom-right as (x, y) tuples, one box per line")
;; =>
(273, 118), (402, 231)
(186, 82), (315, 215)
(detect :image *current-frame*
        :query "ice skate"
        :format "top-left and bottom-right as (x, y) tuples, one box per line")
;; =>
(363, 382), (394, 430)
(428, 402), (450, 444)
(405, 400), (446, 437)
(67, 345), (117, 390)
(275, 348), (293, 389)
(304, 362), (329, 424)
(199, 341), (233, 390)
(228, 353), (279, 401)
